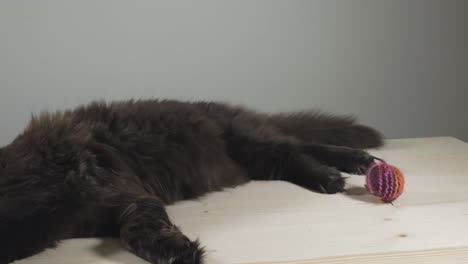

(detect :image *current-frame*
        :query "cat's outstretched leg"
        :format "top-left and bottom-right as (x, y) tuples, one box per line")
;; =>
(224, 124), (375, 193)
(302, 143), (375, 175)
(118, 195), (204, 264)
(223, 126), (345, 193)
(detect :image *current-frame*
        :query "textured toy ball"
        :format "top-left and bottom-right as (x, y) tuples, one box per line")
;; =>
(365, 159), (404, 203)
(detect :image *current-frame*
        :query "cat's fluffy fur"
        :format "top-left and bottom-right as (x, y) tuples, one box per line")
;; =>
(0, 100), (382, 264)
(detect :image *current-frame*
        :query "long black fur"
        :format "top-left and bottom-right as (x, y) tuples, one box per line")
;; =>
(0, 100), (383, 264)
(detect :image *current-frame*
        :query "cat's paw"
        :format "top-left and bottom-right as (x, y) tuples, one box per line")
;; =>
(123, 232), (204, 264)
(312, 168), (346, 194)
(155, 235), (204, 264)
(320, 168), (346, 194)
(290, 154), (347, 194)
(335, 150), (375, 175)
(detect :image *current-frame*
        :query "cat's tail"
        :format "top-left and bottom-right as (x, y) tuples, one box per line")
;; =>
(268, 111), (383, 149)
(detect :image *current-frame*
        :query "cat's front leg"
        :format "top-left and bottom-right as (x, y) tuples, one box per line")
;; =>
(118, 195), (204, 264)
(303, 143), (375, 175)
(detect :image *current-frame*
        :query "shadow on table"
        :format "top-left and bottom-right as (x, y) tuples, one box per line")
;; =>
(92, 238), (147, 264)
(92, 237), (225, 264)
(345, 186), (382, 204)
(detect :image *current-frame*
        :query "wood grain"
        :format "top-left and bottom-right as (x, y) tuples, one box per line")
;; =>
(247, 247), (468, 264)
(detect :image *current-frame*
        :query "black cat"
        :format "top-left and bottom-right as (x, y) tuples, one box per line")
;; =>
(0, 100), (382, 264)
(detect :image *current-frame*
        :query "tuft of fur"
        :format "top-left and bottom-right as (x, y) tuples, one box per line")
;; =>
(0, 100), (383, 264)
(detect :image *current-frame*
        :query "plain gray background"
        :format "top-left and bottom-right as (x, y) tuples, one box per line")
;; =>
(1, 0), (467, 146)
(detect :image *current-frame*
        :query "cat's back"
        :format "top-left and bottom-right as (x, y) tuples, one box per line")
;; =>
(70, 100), (246, 201)
(65, 99), (222, 141)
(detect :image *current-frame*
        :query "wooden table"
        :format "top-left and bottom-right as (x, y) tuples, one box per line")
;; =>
(16, 137), (468, 264)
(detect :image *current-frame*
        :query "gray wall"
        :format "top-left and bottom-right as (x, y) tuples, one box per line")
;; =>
(1, 0), (467, 146)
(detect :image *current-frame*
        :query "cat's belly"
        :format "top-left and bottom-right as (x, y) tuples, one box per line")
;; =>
(108, 104), (249, 203)
(136, 147), (248, 204)
(123, 122), (248, 203)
